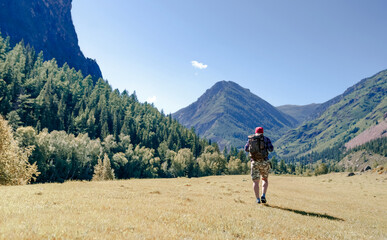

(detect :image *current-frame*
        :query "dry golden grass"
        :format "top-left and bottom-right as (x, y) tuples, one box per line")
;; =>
(0, 173), (386, 239)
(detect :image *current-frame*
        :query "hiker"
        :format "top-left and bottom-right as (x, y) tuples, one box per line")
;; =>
(245, 127), (273, 204)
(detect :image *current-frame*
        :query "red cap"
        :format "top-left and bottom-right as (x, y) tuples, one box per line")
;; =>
(255, 127), (264, 134)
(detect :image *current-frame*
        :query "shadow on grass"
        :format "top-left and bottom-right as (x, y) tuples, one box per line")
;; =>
(263, 204), (345, 221)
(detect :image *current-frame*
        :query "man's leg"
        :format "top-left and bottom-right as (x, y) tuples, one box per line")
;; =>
(251, 161), (261, 203)
(262, 177), (268, 195)
(253, 179), (260, 199)
(259, 161), (270, 203)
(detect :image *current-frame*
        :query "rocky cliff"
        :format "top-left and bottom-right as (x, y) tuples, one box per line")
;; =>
(0, 0), (102, 80)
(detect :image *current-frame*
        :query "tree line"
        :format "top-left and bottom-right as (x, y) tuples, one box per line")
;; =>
(0, 33), (252, 184)
(283, 135), (386, 171)
(1, 33), (381, 185)
(346, 136), (387, 157)
(1, 116), (253, 184)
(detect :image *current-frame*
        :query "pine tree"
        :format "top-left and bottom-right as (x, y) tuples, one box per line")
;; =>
(6, 111), (22, 130)
(92, 157), (104, 181)
(279, 159), (287, 174)
(102, 153), (115, 180)
(92, 153), (115, 181)
(0, 115), (39, 185)
(271, 156), (278, 172)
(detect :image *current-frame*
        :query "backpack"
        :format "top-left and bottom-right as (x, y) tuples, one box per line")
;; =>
(248, 134), (268, 161)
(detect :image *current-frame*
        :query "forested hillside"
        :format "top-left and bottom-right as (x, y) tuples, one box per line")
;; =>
(0, 34), (251, 183)
(275, 69), (387, 162)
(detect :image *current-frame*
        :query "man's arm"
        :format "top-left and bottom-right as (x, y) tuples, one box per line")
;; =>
(266, 137), (274, 152)
(244, 140), (249, 152)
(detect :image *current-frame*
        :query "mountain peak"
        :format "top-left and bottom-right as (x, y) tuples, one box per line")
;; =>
(214, 80), (243, 87)
(173, 81), (297, 149)
(212, 80), (250, 92)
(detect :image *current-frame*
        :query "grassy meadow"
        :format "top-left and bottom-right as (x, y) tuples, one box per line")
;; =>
(0, 173), (386, 239)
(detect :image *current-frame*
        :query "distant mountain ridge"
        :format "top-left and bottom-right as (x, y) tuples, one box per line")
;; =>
(277, 103), (322, 124)
(0, 0), (102, 80)
(174, 69), (386, 162)
(173, 81), (297, 149)
(275, 69), (387, 160)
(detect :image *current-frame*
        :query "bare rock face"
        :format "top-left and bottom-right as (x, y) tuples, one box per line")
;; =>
(0, 0), (102, 80)
(345, 119), (387, 150)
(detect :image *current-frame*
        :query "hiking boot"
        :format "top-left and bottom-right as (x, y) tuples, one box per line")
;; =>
(261, 196), (267, 204)
(256, 198), (261, 204)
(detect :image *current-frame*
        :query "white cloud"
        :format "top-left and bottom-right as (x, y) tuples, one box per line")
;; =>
(146, 96), (157, 103)
(191, 60), (208, 69)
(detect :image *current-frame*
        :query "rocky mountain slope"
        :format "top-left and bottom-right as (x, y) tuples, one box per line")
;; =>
(0, 0), (102, 80)
(338, 150), (387, 172)
(173, 81), (297, 149)
(275, 69), (387, 160)
(345, 119), (387, 150)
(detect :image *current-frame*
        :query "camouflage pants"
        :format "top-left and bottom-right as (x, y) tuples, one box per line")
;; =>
(251, 159), (270, 180)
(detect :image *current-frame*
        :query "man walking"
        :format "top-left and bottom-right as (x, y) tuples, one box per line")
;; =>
(245, 127), (273, 204)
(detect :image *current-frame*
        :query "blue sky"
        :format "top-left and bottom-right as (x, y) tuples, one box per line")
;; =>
(72, 0), (387, 114)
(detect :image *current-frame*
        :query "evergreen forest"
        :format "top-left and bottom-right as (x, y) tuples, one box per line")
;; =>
(0, 34), (253, 184)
